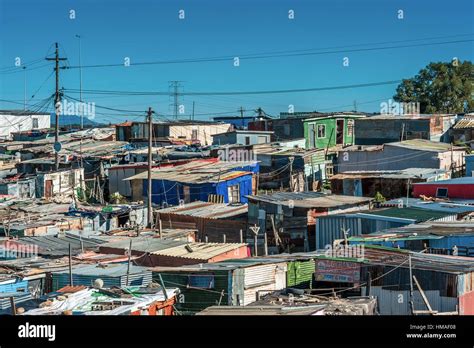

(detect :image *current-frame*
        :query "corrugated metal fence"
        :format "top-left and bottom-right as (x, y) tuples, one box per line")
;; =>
(365, 286), (458, 315)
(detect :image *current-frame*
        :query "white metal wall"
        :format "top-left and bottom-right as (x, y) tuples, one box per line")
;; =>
(0, 114), (50, 139)
(242, 262), (287, 306)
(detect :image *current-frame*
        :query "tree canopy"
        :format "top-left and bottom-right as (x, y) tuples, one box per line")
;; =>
(393, 60), (473, 114)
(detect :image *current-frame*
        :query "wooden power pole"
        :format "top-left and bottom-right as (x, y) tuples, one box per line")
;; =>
(147, 107), (154, 229)
(46, 43), (66, 170)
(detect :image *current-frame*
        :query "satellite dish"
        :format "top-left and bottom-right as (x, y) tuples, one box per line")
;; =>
(93, 278), (104, 289)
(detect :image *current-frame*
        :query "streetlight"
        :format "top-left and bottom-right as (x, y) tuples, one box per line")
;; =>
(75, 34), (83, 129)
(23, 66), (27, 111)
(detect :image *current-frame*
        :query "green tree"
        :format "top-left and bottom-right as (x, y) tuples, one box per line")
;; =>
(394, 60), (473, 113)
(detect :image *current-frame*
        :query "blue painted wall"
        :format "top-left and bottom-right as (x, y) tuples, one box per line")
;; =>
(466, 155), (474, 177)
(213, 117), (256, 129)
(429, 235), (474, 250)
(145, 173), (254, 206)
(0, 279), (28, 293)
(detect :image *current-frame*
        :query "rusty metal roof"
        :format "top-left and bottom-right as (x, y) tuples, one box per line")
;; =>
(157, 201), (247, 219)
(453, 116), (474, 129)
(331, 168), (447, 180)
(56, 285), (88, 293)
(150, 242), (247, 260)
(124, 160), (257, 183)
(387, 139), (465, 152)
(246, 192), (372, 208)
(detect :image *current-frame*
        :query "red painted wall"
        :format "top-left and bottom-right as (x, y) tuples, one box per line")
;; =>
(413, 184), (474, 199)
(459, 291), (474, 315)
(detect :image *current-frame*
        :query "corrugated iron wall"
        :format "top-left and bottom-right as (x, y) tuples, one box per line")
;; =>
(158, 212), (246, 243)
(316, 215), (414, 249)
(366, 286), (458, 315)
(51, 271), (152, 291)
(155, 270), (230, 314)
(362, 265), (458, 297)
(287, 259), (315, 289)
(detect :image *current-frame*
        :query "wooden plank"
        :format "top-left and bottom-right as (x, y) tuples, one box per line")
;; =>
(413, 275), (435, 314)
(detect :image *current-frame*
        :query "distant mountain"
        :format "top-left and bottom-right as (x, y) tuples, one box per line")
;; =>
(50, 114), (102, 126)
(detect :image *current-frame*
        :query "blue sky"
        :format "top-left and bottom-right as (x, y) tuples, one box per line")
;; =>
(0, 0), (473, 123)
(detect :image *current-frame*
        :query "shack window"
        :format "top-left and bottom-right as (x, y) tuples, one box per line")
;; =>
(436, 187), (448, 198)
(347, 119), (354, 137)
(188, 274), (215, 289)
(317, 124), (326, 138)
(32, 118), (39, 129)
(257, 136), (267, 144)
(245, 136), (251, 145)
(191, 129), (198, 140)
(228, 184), (240, 203)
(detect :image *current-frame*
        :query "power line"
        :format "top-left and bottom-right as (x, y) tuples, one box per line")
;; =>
(62, 35), (474, 70)
(63, 80), (402, 97)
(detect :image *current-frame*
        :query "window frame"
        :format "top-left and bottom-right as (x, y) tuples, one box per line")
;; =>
(317, 124), (326, 139)
(187, 273), (215, 289)
(227, 184), (240, 203)
(436, 187), (448, 198)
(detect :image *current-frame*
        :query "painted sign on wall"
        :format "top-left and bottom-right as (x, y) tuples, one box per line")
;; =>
(315, 259), (360, 283)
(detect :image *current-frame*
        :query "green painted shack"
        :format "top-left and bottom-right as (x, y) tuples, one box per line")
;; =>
(303, 114), (365, 149)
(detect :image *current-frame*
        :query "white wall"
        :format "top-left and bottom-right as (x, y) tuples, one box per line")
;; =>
(41, 168), (84, 198)
(169, 123), (231, 146)
(0, 113), (51, 140)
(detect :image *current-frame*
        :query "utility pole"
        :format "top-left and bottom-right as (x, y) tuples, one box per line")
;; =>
(75, 35), (83, 129)
(289, 156), (294, 192)
(147, 107), (154, 229)
(68, 243), (73, 286)
(46, 43), (67, 170)
(23, 66), (27, 111)
(192, 101), (195, 120)
(409, 254), (415, 315)
(451, 143), (454, 177)
(126, 239), (132, 286)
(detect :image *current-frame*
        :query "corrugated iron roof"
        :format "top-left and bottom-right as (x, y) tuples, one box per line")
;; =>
(150, 242), (247, 260)
(150, 258), (287, 272)
(98, 236), (188, 253)
(331, 168), (448, 180)
(361, 245), (474, 274)
(453, 116), (474, 129)
(246, 192), (371, 208)
(382, 198), (474, 214)
(362, 207), (455, 222)
(387, 139), (464, 152)
(157, 201), (248, 219)
(56, 285), (88, 293)
(55, 263), (149, 277)
(414, 177), (474, 185)
(10, 235), (105, 256)
(124, 159), (257, 183)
